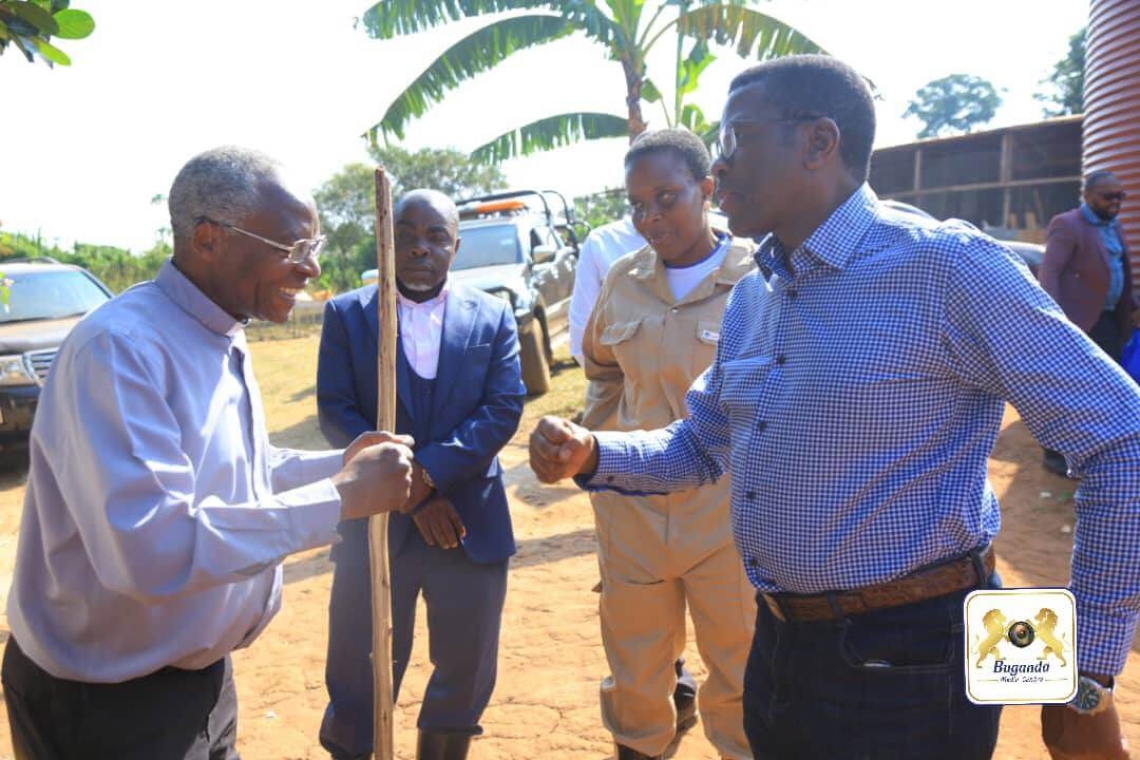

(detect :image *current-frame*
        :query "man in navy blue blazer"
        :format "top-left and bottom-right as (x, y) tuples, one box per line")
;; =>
(316, 189), (525, 760)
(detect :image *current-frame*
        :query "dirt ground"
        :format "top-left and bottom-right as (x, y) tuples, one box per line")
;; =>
(0, 333), (1136, 760)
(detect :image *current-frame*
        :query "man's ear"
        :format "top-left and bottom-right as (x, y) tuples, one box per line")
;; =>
(803, 117), (841, 171)
(191, 221), (225, 263)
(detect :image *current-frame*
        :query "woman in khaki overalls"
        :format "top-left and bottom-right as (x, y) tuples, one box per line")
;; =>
(583, 128), (757, 760)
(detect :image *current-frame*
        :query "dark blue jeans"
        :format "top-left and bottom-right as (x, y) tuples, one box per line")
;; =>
(743, 574), (1002, 760)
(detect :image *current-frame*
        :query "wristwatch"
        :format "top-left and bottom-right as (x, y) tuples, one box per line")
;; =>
(1068, 675), (1114, 716)
(421, 466), (436, 491)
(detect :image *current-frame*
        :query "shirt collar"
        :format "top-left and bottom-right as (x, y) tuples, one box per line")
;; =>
(1080, 203), (1114, 228)
(155, 258), (245, 338)
(629, 230), (731, 281)
(397, 279), (450, 310)
(755, 183), (878, 278)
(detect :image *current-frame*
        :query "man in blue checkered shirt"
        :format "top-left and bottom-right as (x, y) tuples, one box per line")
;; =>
(530, 56), (1138, 760)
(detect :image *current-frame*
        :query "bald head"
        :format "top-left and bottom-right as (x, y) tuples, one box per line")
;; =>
(395, 189), (459, 227)
(1082, 170), (1125, 222)
(393, 188), (460, 299)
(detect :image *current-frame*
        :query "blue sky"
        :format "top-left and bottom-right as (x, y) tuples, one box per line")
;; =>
(0, 0), (1088, 252)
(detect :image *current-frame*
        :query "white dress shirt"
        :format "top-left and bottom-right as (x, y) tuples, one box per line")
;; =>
(398, 284), (448, 379)
(7, 260), (344, 682)
(568, 218), (647, 364)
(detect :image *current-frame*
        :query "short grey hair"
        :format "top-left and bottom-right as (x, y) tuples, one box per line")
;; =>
(168, 146), (283, 240)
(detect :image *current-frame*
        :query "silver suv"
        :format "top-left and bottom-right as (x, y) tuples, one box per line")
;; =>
(453, 191), (584, 395)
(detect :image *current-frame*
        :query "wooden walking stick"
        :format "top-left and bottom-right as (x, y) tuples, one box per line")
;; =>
(370, 166), (398, 759)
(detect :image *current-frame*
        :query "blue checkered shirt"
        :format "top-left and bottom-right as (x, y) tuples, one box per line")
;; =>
(585, 184), (1140, 674)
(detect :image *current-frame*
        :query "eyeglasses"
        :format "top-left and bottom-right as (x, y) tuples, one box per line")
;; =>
(715, 115), (825, 162)
(199, 217), (326, 264)
(1097, 191), (1127, 202)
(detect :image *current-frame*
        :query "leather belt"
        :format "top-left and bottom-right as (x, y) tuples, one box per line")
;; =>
(761, 545), (994, 623)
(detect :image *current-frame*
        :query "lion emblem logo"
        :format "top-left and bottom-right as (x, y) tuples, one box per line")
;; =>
(974, 608), (1007, 668)
(1035, 608), (1067, 666)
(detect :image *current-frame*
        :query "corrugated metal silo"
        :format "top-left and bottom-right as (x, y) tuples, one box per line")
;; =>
(1085, 0), (1140, 276)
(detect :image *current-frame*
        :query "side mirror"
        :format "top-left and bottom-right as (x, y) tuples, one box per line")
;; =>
(532, 243), (556, 265)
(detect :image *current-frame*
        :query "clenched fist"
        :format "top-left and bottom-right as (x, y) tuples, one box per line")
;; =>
(332, 436), (415, 521)
(528, 415), (597, 484)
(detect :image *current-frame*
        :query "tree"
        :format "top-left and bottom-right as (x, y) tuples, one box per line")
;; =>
(361, 1), (825, 162)
(903, 74), (1002, 139)
(0, 230), (166, 293)
(311, 146), (507, 293)
(374, 144), (508, 199)
(1035, 27), (1084, 117)
(575, 187), (629, 230)
(0, 0), (94, 67)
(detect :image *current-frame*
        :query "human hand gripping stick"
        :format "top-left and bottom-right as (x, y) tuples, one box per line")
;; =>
(528, 415), (598, 484)
(332, 431), (416, 520)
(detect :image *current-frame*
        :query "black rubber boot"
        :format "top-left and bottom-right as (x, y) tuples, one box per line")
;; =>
(416, 730), (471, 760)
(674, 692), (698, 733)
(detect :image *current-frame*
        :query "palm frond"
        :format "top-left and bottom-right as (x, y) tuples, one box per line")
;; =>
(361, 0), (554, 38)
(367, 14), (577, 143)
(676, 5), (826, 60)
(470, 112), (630, 163)
(557, 1), (624, 51)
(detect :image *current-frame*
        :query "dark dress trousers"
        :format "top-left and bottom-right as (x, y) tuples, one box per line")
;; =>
(315, 283), (524, 757)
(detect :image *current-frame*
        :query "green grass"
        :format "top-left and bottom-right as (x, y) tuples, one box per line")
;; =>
(518, 346), (587, 431)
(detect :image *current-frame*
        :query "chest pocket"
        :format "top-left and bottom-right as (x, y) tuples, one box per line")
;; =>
(600, 320), (641, 346)
(696, 319), (721, 346)
(598, 319), (643, 367)
(683, 318), (721, 378)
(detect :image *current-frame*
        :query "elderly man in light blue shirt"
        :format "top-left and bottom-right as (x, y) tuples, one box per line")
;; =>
(2, 146), (415, 760)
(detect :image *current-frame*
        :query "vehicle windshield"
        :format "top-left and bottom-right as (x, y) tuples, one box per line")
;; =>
(0, 270), (110, 324)
(454, 225), (522, 270)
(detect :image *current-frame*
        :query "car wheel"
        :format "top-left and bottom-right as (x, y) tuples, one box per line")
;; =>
(519, 317), (551, 396)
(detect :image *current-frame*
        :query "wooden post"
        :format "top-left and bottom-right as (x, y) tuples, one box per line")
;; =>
(370, 166), (397, 759)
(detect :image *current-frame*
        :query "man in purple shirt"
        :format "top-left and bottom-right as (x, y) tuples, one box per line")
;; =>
(3, 146), (416, 760)
(1038, 170), (1135, 476)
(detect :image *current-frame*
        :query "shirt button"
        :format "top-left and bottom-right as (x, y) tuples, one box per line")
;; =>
(749, 557), (759, 567)
(775, 355), (786, 365)
(746, 490), (757, 500)
(787, 289), (798, 299)
(756, 420), (767, 432)
(606, 475), (615, 484)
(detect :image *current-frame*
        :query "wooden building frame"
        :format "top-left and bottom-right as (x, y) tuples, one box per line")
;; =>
(869, 115), (1082, 244)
